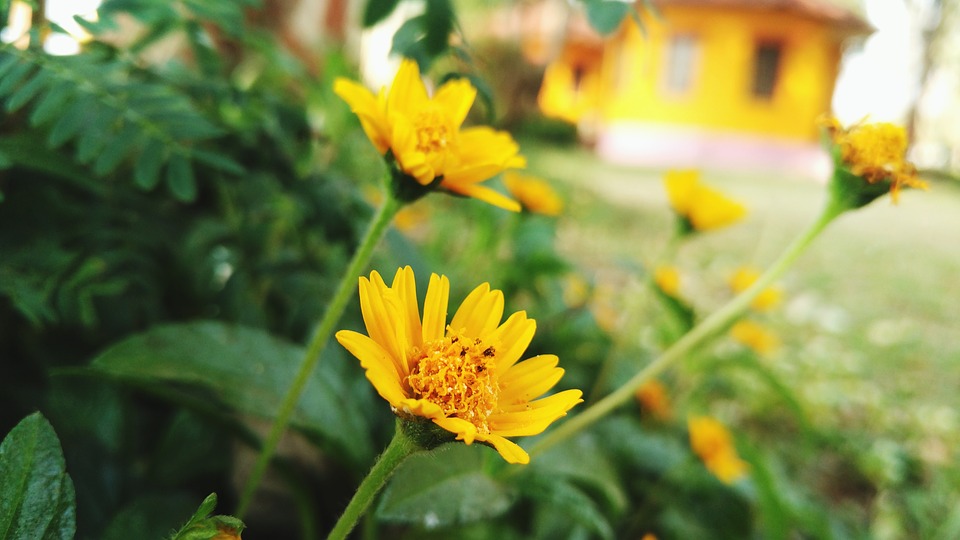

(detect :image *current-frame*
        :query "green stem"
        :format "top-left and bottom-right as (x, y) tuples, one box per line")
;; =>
(327, 422), (421, 540)
(587, 231), (683, 402)
(530, 201), (843, 457)
(237, 193), (402, 517)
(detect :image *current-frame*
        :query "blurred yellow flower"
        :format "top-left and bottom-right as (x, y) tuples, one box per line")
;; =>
(688, 416), (749, 484)
(730, 320), (780, 356)
(503, 172), (564, 216)
(562, 273), (591, 309)
(728, 267), (781, 311)
(363, 185), (430, 234)
(336, 267), (583, 464)
(636, 379), (672, 420)
(822, 116), (927, 203)
(334, 59), (526, 211)
(653, 266), (681, 298)
(663, 170), (746, 232)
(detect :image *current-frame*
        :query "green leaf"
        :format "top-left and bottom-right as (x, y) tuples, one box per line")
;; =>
(28, 82), (72, 127)
(166, 154), (197, 202)
(595, 416), (687, 475)
(134, 138), (166, 190)
(518, 475), (614, 540)
(75, 107), (122, 164)
(421, 0), (453, 57)
(363, 0), (401, 27)
(89, 321), (375, 467)
(0, 62), (34, 96)
(6, 69), (50, 112)
(0, 54), (22, 80)
(378, 443), (513, 527)
(533, 432), (627, 514)
(191, 149), (244, 175)
(583, 0), (632, 35)
(0, 413), (76, 540)
(94, 122), (142, 176)
(47, 94), (95, 149)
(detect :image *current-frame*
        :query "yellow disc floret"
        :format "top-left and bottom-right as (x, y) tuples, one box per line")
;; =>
(407, 332), (500, 434)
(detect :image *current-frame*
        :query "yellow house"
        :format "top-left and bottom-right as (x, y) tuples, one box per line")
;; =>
(537, 0), (871, 174)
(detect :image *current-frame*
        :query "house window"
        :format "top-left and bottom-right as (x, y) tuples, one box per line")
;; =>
(664, 34), (698, 94)
(752, 41), (782, 99)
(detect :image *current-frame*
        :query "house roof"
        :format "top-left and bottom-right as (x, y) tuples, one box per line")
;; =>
(654, 0), (873, 34)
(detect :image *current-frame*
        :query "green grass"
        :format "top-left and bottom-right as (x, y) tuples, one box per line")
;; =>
(523, 139), (960, 483)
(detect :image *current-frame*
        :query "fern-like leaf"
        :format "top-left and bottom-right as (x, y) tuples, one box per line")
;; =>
(0, 47), (243, 202)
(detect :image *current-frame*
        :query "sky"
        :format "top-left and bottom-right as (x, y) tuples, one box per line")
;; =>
(833, 0), (921, 123)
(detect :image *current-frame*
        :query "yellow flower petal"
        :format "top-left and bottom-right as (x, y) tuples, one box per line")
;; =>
(663, 169), (698, 216)
(333, 79), (390, 154)
(334, 330), (407, 405)
(499, 354), (562, 404)
(449, 283), (504, 336)
(487, 312), (537, 372)
(663, 170), (746, 231)
(421, 273), (450, 343)
(433, 416), (479, 444)
(491, 389), (583, 435)
(386, 59), (429, 118)
(503, 172), (563, 216)
(443, 182), (522, 213)
(433, 78), (477, 128)
(475, 433), (530, 464)
(391, 266), (422, 349)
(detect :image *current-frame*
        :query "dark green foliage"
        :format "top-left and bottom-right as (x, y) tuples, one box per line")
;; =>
(582, 0), (633, 35)
(89, 321), (376, 467)
(391, 0), (455, 69)
(0, 413), (76, 540)
(377, 444), (513, 527)
(0, 47), (235, 202)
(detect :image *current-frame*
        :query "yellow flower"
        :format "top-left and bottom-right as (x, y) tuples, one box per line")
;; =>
(728, 267), (781, 311)
(653, 266), (681, 298)
(211, 525), (242, 540)
(635, 379), (672, 420)
(688, 416), (749, 484)
(663, 170), (747, 232)
(502, 172), (564, 216)
(334, 60), (526, 210)
(730, 320), (780, 356)
(821, 116), (927, 204)
(335, 267), (583, 464)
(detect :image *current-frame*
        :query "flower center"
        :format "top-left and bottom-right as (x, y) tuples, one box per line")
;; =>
(406, 331), (499, 433)
(840, 123), (909, 182)
(413, 106), (455, 156)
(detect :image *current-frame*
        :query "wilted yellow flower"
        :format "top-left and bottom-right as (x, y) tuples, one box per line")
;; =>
(688, 416), (749, 484)
(636, 379), (672, 420)
(562, 273), (591, 308)
(663, 170), (746, 232)
(730, 320), (780, 356)
(728, 267), (781, 311)
(211, 525), (242, 540)
(821, 116), (927, 204)
(653, 266), (681, 298)
(334, 60), (526, 210)
(503, 172), (564, 216)
(336, 267), (583, 464)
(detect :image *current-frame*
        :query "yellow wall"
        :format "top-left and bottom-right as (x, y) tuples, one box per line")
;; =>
(541, 5), (845, 142)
